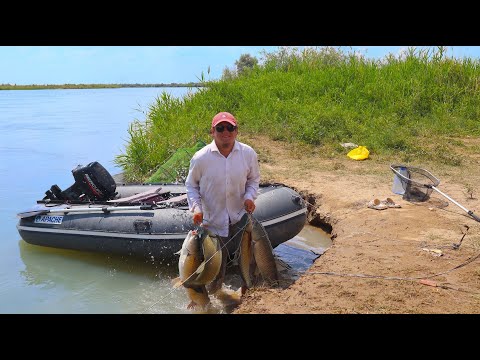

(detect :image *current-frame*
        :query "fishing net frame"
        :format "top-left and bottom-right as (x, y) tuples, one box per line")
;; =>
(390, 164), (480, 222)
(390, 164), (440, 202)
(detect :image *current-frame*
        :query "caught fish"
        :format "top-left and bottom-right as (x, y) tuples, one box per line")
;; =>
(250, 215), (279, 284)
(238, 215), (279, 291)
(173, 227), (222, 309)
(239, 218), (254, 289)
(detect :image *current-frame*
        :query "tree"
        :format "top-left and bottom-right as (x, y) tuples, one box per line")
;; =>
(222, 66), (236, 80)
(235, 53), (258, 76)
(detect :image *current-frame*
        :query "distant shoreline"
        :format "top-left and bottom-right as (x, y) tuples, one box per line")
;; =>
(0, 83), (206, 90)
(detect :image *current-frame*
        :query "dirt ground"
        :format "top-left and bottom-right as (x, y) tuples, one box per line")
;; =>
(232, 134), (480, 314)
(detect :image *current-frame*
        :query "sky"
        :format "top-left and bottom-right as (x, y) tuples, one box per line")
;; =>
(1, 46), (480, 85)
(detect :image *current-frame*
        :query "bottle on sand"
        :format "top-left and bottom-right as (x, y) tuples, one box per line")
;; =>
(392, 166), (408, 195)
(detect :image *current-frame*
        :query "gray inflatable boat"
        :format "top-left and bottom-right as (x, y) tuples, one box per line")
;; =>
(17, 162), (307, 260)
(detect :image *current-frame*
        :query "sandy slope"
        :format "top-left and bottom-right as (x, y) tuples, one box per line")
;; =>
(232, 134), (480, 314)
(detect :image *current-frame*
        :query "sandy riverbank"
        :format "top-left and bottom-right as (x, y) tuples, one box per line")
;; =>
(232, 134), (480, 314)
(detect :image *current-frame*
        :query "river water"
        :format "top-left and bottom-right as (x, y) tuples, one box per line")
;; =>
(0, 87), (331, 314)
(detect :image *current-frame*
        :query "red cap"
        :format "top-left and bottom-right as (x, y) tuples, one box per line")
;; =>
(212, 112), (237, 127)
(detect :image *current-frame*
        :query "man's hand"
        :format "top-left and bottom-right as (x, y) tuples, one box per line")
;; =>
(193, 212), (203, 225)
(244, 199), (255, 214)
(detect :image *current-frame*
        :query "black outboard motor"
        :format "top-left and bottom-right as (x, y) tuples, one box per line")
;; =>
(44, 161), (117, 202)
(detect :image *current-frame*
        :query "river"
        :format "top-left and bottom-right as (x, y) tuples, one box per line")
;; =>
(0, 87), (331, 313)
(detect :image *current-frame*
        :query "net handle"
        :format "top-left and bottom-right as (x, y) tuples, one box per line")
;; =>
(430, 185), (480, 222)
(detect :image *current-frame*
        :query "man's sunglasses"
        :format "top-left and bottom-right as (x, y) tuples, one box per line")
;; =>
(215, 124), (237, 133)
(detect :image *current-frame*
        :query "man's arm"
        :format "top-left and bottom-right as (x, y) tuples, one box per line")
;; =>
(185, 158), (203, 215)
(244, 150), (260, 203)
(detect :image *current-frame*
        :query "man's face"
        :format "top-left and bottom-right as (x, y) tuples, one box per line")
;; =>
(211, 121), (238, 148)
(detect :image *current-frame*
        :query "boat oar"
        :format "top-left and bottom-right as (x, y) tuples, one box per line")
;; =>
(18, 194), (188, 218)
(17, 204), (157, 218)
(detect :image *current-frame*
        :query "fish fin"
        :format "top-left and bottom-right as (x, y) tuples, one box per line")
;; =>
(174, 249), (182, 256)
(171, 277), (183, 288)
(187, 301), (198, 310)
(214, 287), (242, 306)
(275, 256), (292, 272)
(195, 261), (206, 274)
(185, 286), (210, 310)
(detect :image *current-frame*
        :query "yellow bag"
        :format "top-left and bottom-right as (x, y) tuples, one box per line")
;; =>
(347, 145), (369, 160)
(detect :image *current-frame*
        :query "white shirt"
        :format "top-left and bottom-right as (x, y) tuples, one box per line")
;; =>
(185, 140), (260, 237)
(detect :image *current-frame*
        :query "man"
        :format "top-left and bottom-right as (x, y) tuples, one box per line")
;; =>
(185, 111), (260, 294)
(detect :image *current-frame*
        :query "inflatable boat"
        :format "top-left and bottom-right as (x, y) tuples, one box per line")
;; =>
(16, 162), (307, 260)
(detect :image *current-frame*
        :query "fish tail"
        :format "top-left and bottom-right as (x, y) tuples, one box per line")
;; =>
(185, 285), (210, 309)
(213, 287), (243, 306)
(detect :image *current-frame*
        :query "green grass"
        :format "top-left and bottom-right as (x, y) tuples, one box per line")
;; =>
(115, 46), (480, 181)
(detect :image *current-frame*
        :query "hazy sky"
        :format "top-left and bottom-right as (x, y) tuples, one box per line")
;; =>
(1, 46), (480, 85)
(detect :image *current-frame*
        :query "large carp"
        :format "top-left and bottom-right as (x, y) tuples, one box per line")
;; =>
(239, 215), (279, 290)
(174, 227), (222, 309)
(251, 216), (279, 283)
(239, 218), (254, 289)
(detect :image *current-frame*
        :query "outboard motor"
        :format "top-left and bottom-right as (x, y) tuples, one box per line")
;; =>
(44, 161), (117, 202)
